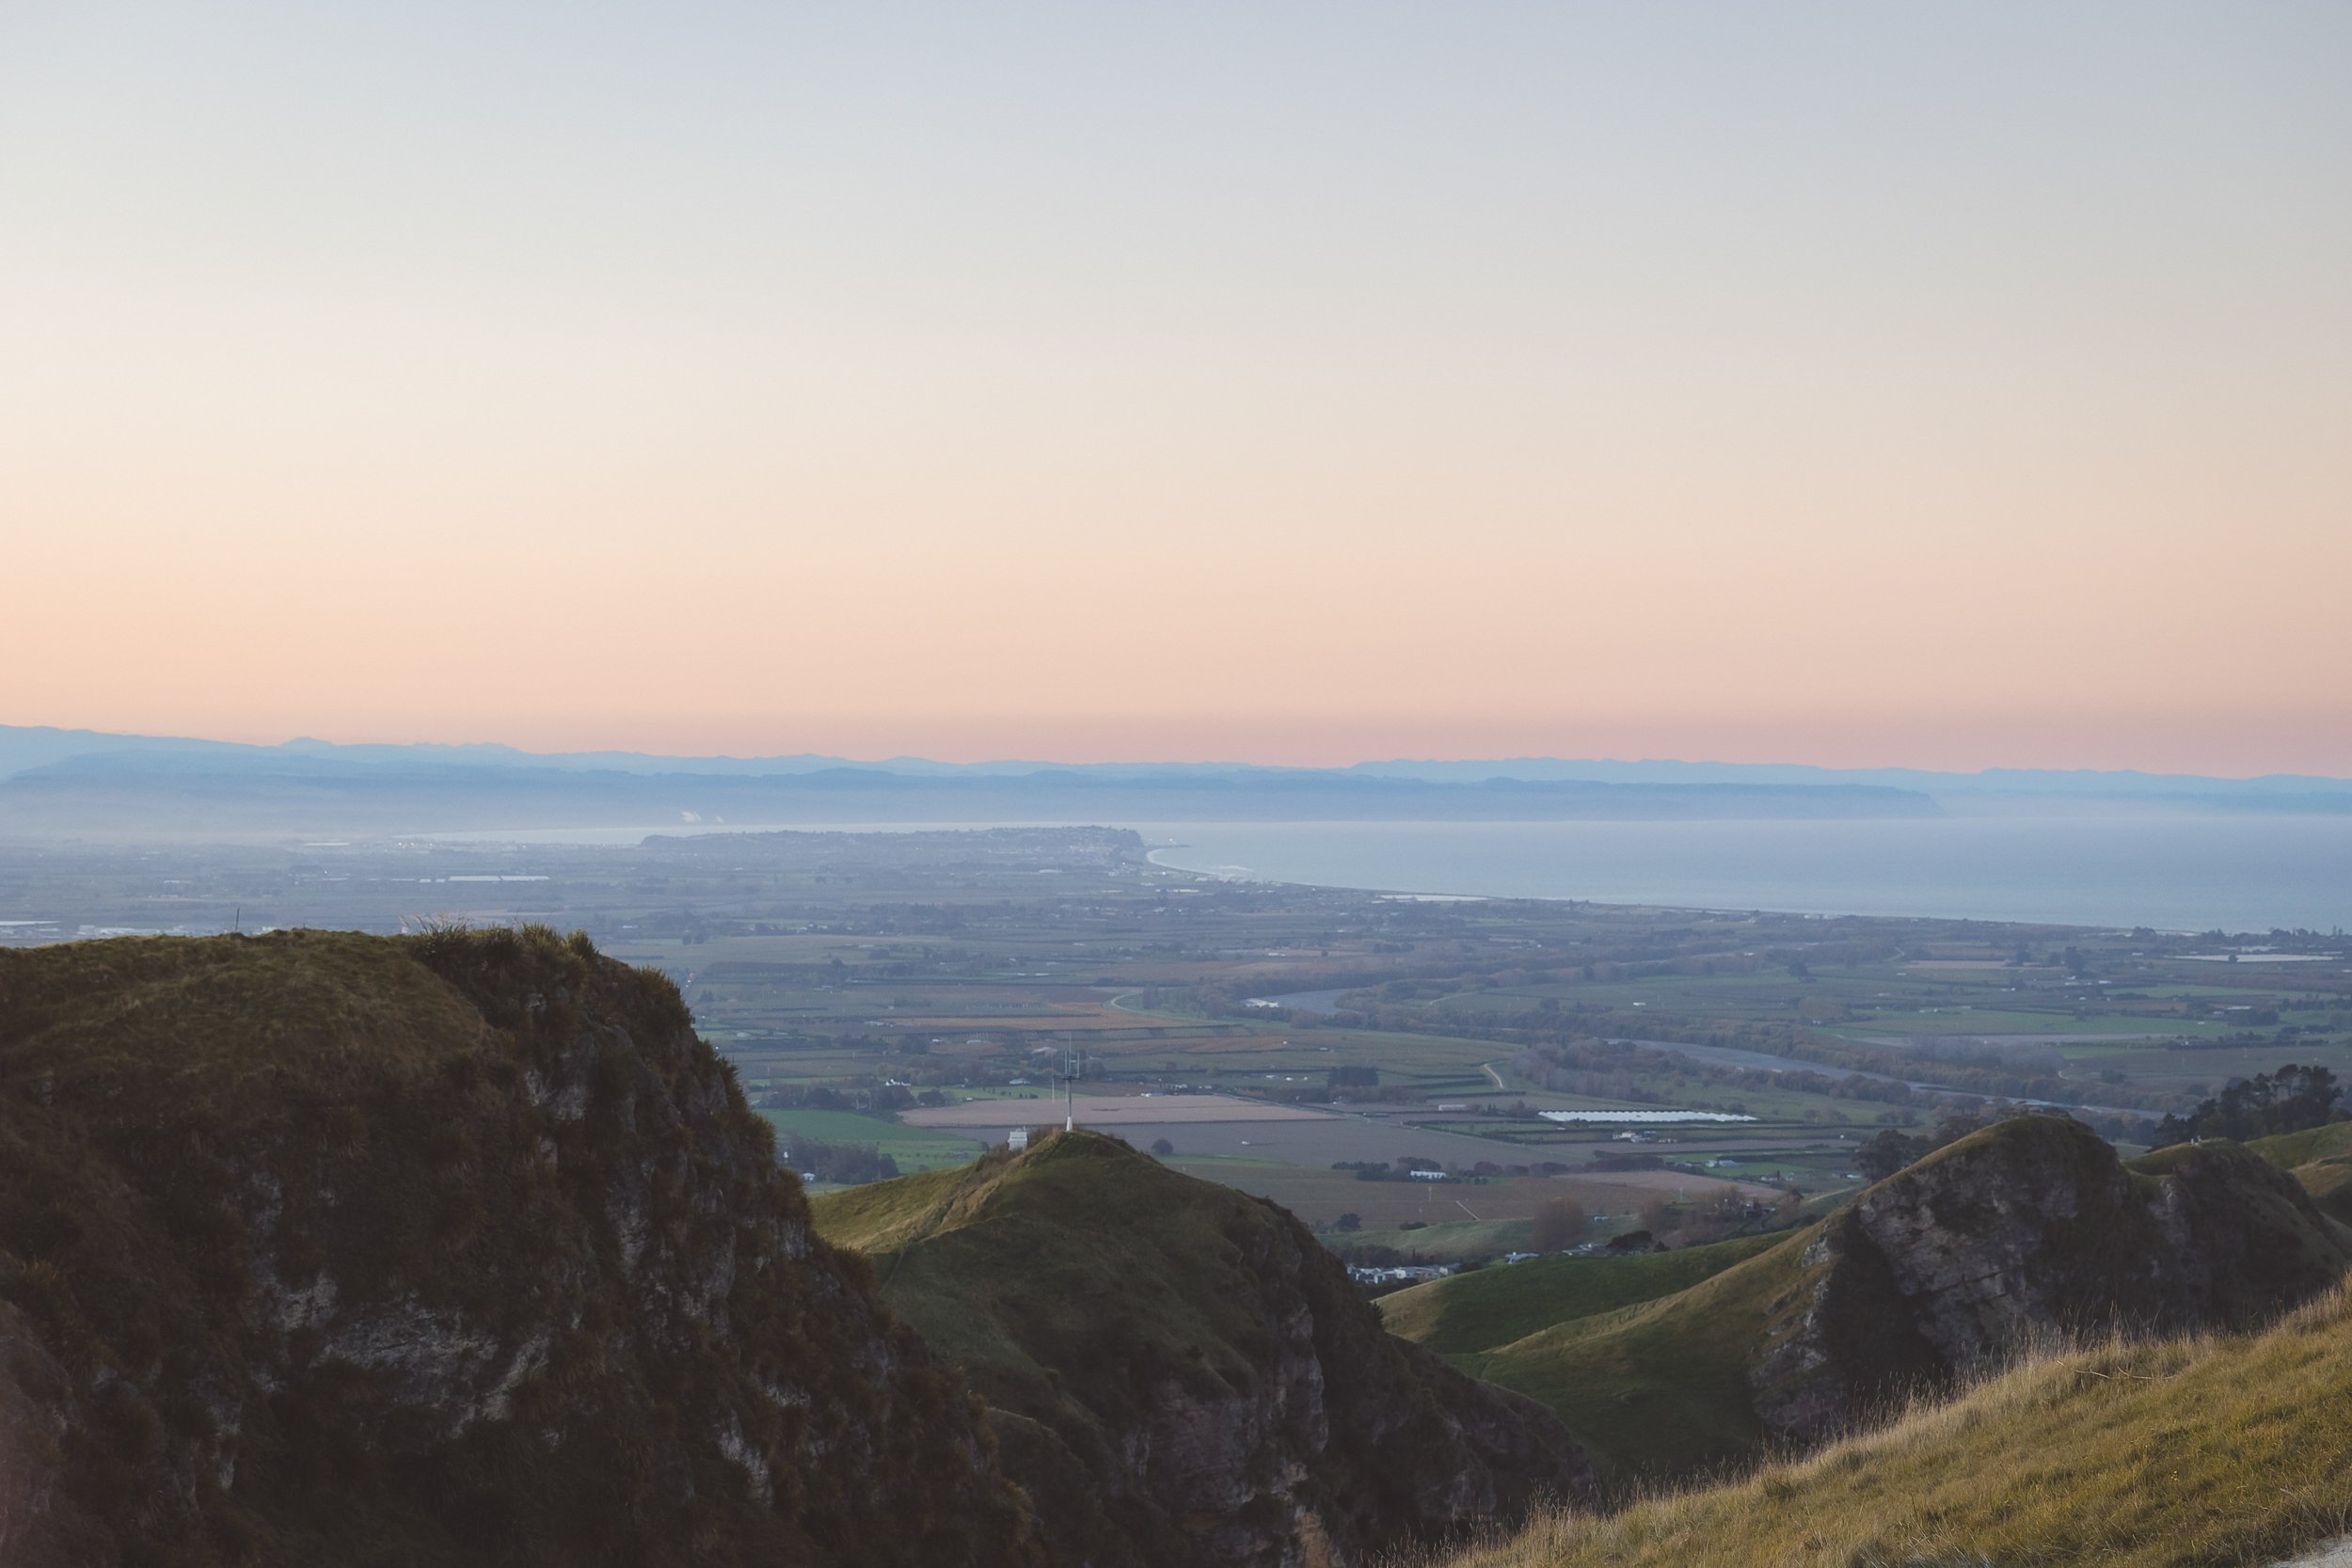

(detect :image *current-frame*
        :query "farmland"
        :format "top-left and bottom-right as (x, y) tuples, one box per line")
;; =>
(757, 1107), (989, 1175)
(2, 823), (2344, 1253)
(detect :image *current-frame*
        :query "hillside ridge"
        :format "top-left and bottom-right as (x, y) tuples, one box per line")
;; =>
(1386, 1114), (2351, 1482)
(815, 1130), (1592, 1568)
(0, 929), (1038, 1567)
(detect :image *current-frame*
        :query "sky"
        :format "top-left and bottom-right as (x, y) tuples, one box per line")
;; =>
(4, 2), (2348, 772)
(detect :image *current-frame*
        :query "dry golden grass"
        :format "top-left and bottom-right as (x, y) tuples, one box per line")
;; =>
(1401, 1285), (2352, 1568)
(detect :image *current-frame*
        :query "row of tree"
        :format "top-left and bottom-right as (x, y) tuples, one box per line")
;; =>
(2150, 1065), (2344, 1148)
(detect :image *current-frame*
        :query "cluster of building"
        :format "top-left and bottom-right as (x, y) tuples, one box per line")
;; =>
(1345, 1263), (1456, 1286)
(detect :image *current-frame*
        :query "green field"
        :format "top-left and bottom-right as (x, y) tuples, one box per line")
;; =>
(1378, 1231), (1786, 1357)
(757, 1107), (990, 1173)
(13, 824), (2337, 1257)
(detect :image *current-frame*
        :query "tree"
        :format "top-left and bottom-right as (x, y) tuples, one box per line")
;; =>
(1855, 1129), (1931, 1182)
(2151, 1064), (2345, 1148)
(1529, 1196), (1587, 1253)
(1334, 1212), (1361, 1233)
(1150, 1137), (1175, 1157)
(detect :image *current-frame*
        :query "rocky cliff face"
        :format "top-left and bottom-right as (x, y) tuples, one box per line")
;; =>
(815, 1132), (1590, 1568)
(1751, 1115), (2352, 1446)
(0, 929), (1039, 1568)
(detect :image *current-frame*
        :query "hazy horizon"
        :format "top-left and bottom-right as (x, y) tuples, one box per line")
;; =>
(8, 717), (2352, 786)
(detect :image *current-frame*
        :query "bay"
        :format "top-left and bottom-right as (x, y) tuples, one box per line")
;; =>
(1139, 816), (2352, 934)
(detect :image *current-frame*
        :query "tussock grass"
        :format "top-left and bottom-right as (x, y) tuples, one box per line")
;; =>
(1401, 1284), (2352, 1568)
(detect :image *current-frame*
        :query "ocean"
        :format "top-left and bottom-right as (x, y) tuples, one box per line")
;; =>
(1138, 816), (2352, 934)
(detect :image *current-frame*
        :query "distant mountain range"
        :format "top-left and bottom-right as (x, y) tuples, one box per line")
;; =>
(1344, 755), (2352, 800)
(1, 723), (2346, 841)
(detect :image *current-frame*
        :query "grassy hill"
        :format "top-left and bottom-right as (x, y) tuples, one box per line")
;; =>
(2251, 1120), (2352, 1226)
(1387, 1116), (2352, 1488)
(1376, 1233), (1782, 1359)
(1422, 1283), (2352, 1568)
(813, 1131), (1589, 1568)
(1452, 1227), (1826, 1481)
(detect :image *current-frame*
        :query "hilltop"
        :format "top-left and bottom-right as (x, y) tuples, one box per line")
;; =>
(812, 1131), (1590, 1568)
(0, 929), (1037, 1567)
(1385, 1114), (2352, 1482)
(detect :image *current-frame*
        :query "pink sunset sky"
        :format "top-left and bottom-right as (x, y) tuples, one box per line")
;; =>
(6, 4), (2347, 775)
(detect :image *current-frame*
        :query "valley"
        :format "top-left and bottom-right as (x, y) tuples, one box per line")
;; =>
(2, 894), (2346, 1565)
(5, 823), (2343, 1267)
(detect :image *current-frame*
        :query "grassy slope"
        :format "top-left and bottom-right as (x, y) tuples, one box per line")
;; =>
(803, 1161), (972, 1254)
(1401, 1119), (2352, 1485)
(2251, 1121), (2352, 1226)
(1429, 1286), (2352, 1568)
(1459, 1229), (1822, 1481)
(814, 1131), (1590, 1568)
(1377, 1233), (1783, 1358)
(811, 1136), (1307, 1430)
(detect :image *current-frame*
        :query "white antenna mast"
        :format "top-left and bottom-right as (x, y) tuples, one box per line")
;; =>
(1062, 1032), (1079, 1132)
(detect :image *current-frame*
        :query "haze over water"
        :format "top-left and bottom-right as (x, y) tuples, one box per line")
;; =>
(1142, 816), (2352, 934)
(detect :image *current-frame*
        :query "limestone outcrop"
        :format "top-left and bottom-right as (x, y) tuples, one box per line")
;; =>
(0, 929), (1040, 1567)
(1751, 1115), (2352, 1445)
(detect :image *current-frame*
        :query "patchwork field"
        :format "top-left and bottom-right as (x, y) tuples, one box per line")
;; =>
(901, 1092), (1333, 1128)
(1155, 1157), (1772, 1228)
(8, 825), (2341, 1268)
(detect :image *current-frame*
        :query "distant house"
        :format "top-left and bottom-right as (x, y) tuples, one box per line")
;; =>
(1408, 1168), (1447, 1181)
(1008, 1128), (1029, 1151)
(1347, 1263), (1455, 1285)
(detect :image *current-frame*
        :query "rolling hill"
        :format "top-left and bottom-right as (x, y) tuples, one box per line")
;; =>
(2251, 1120), (2352, 1226)
(1385, 1115), (2352, 1484)
(1426, 1280), (2352, 1568)
(813, 1130), (1590, 1568)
